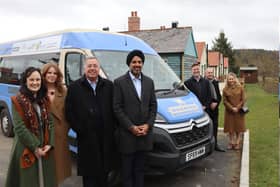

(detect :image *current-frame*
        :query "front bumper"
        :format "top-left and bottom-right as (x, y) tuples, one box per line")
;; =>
(145, 136), (215, 174)
(145, 117), (215, 174)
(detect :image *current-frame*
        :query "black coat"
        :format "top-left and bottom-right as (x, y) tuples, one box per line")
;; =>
(184, 76), (212, 113)
(113, 72), (157, 154)
(65, 75), (117, 176)
(211, 79), (222, 115)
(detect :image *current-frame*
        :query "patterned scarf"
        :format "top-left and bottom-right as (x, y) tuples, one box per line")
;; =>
(13, 93), (50, 137)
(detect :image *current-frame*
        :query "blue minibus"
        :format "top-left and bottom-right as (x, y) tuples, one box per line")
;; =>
(0, 29), (215, 184)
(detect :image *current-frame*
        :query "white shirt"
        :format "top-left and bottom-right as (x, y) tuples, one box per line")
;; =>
(129, 72), (142, 99)
(87, 78), (98, 94)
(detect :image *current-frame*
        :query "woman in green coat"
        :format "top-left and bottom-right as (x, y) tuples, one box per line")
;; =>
(5, 67), (56, 187)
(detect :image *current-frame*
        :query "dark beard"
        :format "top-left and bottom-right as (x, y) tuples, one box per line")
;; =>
(130, 70), (141, 78)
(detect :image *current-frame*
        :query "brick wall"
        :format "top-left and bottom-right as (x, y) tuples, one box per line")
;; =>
(128, 11), (140, 31)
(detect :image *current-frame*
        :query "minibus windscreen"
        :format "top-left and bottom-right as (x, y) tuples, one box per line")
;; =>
(94, 50), (180, 90)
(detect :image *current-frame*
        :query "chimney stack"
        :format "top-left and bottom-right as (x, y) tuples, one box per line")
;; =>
(102, 27), (109, 31)
(171, 21), (178, 28)
(128, 11), (140, 31)
(160, 26), (166, 30)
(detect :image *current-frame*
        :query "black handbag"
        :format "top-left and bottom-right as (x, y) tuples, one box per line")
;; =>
(239, 106), (249, 114)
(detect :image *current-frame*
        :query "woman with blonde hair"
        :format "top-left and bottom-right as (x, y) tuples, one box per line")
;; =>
(41, 62), (72, 185)
(222, 72), (246, 150)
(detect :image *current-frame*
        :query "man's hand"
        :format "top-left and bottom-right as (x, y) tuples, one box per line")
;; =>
(138, 124), (149, 136)
(129, 125), (141, 136)
(210, 102), (218, 110)
(129, 124), (149, 136)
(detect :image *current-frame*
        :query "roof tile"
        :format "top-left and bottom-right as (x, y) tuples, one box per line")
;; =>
(224, 57), (229, 68)
(208, 51), (220, 66)
(121, 27), (192, 53)
(195, 42), (206, 62)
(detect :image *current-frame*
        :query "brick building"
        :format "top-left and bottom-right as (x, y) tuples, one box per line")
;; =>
(121, 11), (198, 80)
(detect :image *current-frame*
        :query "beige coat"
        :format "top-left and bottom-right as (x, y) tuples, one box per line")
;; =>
(51, 87), (72, 184)
(223, 84), (246, 133)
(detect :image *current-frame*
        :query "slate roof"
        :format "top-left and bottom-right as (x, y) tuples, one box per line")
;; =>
(121, 27), (192, 53)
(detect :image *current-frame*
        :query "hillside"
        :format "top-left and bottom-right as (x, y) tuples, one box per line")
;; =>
(234, 49), (278, 78)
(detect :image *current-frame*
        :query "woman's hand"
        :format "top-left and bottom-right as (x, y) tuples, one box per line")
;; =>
(42, 145), (52, 155)
(232, 107), (239, 113)
(34, 147), (44, 158)
(34, 145), (52, 158)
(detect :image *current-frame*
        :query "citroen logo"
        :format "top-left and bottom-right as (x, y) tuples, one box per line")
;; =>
(189, 119), (195, 129)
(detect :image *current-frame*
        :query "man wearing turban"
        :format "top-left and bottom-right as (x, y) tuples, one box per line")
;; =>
(113, 49), (157, 187)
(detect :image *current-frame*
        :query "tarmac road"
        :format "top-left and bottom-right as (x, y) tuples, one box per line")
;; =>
(0, 130), (241, 187)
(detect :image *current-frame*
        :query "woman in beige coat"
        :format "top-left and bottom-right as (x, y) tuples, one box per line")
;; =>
(223, 72), (246, 150)
(42, 62), (72, 185)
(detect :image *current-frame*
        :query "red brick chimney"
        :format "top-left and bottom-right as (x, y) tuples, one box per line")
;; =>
(128, 11), (140, 31)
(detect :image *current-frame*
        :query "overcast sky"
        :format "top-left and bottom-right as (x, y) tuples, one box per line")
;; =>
(0, 0), (279, 50)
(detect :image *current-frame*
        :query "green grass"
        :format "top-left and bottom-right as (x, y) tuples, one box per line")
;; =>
(218, 84), (279, 187)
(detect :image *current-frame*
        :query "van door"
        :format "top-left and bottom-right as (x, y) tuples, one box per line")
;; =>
(61, 49), (106, 85)
(64, 52), (84, 85)
(60, 49), (88, 85)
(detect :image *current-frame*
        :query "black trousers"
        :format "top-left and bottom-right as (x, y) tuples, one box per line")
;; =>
(82, 128), (107, 187)
(121, 151), (145, 187)
(209, 109), (219, 145)
(82, 175), (108, 187)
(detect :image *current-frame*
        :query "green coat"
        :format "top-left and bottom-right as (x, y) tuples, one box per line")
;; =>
(5, 104), (56, 187)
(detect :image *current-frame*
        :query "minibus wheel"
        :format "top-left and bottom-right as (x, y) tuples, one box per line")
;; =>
(108, 169), (121, 187)
(0, 108), (14, 137)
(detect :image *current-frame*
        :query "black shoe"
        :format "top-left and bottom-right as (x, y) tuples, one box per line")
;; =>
(215, 145), (225, 152)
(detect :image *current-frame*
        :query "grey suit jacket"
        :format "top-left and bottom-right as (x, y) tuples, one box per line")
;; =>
(113, 71), (157, 153)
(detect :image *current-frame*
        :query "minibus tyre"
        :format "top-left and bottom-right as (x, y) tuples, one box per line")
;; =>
(108, 169), (121, 187)
(0, 108), (14, 137)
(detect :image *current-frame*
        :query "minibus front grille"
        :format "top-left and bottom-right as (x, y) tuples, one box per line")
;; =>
(171, 125), (209, 147)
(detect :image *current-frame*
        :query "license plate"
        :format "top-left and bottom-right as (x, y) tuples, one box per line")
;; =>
(185, 146), (205, 162)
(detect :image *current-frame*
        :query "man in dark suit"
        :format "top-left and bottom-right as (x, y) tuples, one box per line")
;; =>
(205, 68), (225, 152)
(65, 56), (117, 187)
(184, 63), (212, 114)
(113, 49), (157, 187)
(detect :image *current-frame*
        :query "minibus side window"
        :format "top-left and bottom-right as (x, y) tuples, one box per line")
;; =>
(0, 53), (59, 85)
(65, 53), (83, 86)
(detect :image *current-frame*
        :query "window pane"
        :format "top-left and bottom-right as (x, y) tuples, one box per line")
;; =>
(65, 53), (83, 85)
(94, 50), (180, 90)
(0, 53), (59, 85)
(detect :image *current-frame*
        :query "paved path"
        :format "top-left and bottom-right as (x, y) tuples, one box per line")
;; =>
(59, 132), (241, 187)
(0, 131), (241, 187)
(219, 82), (225, 94)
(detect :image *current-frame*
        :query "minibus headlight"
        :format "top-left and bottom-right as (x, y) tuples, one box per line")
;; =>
(155, 113), (167, 124)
